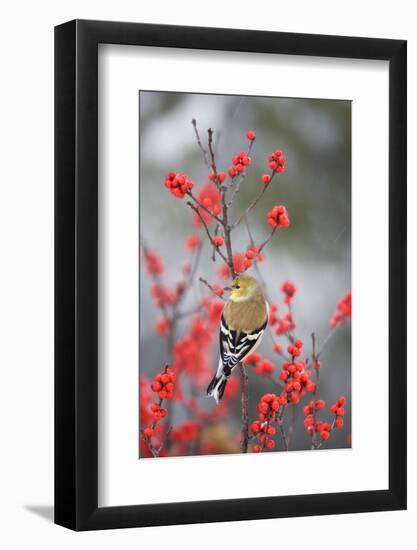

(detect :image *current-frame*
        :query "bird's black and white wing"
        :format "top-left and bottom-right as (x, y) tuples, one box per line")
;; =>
(219, 314), (267, 375)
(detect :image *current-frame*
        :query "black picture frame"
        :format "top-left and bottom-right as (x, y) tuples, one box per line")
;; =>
(55, 19), (407, 531)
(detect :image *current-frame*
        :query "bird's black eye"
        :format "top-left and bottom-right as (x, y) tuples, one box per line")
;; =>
(235, 285), (240, 289)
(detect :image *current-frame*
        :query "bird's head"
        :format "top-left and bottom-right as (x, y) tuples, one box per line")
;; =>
(229, 275), (262, 302)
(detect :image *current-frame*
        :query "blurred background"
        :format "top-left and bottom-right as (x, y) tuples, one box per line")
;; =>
(139, 91), (351, 455)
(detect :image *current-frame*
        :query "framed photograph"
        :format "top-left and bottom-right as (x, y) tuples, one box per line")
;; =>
(55, 20), (406, 530)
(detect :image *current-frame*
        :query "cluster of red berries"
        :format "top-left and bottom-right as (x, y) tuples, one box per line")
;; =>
(150, 402), (167, 421)
(330, 292), (352, 328)
(151, 367), (177, 400)
(208, 171), (226, 184)
(228, 151), (252, 178)
(251, 393), (280, 451)
(268, 149), (287, 173)
(288, 339), (303, 357)
(242, 245), (265, 269)
(303, 395), (346, 443)
(281, 280), (296, 304)
(277, 315), (296, 335)
(243, 353), (274, 376)
(278, 342), (316, 405)
(269, 303), (296, 335)
(303, 400), (330, 440)
(330, 396), (346, 428)
(164, 171), (194, 199)
(144, 250), (164, 276)
(267, 205), (290, 228)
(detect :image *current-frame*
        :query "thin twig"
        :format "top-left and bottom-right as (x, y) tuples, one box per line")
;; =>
(199, 277), (226, 301)
(191, 118), (210, 170)
(316, 326), (337, 359)
(207, 128), (218, 175)
(232, 171), (276, 229)
(186, 190), (223, 224)
(186, 202), (229, 265)
(239, 364), (249, 453)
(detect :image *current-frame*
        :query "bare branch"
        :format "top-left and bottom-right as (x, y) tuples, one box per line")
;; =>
(199, 277), (226, 301)
(207, 128), (218, 175)
(186, 189), (223, 225)
(191, 118), (210, 170)
(239, 364), (249, 453)
(232, 171), (276, 229)
(186, 202), (229, 265)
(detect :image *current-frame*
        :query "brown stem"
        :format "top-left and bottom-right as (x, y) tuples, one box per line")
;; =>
(199, 277), (226, 301)
(239, 364), (249, 453)
(191, 118), (210, 170)
(186, 202), (229, 265)
(186, 190), (223, 225)
(207, 128), (218, 175)
(277, 404), (289, 451)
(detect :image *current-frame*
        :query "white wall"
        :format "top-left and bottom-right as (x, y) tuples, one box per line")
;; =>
(0, 1), (414, 548)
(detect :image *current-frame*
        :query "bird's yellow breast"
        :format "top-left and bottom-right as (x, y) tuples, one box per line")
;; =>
(223, 294), (268, 332)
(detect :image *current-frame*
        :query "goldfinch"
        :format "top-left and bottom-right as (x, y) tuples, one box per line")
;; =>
(207, 274), (268, 403)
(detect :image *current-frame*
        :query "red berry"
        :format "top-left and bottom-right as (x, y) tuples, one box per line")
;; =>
(303, 405), (312, 416)
(245, 249), (256, 260)
(315, 400), (325, 410)
(294, 339), (303, 349)
(273, 343), (282, 353)
(214, 286), (224, 297)
(290, 392), (300, 404)
(336, 407), (345, 417)
(151, 381), (162, 392)
(335, 417), (344, 428)
(306, 381), (316, 392)
(246, 130), (256, 140)
(320, 430), (330, 440)
(250, 421), (260, 433)
(208, 172), (216, 181)
(271, 399), (280, 411)
(212, 235), (224, 247)
(143, 427), (154, 438)
(261, 174), (271, 184)
(304, 415), (314, 427)
(244, 259), (252, 268)
(217, 172), (226, 183)
(253, 445), (261, 453)
(228, 167), (237, 177)
(266, 439), (275, 449)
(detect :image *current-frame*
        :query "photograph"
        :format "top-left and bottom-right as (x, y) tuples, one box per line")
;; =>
(139, 91), (352, 458)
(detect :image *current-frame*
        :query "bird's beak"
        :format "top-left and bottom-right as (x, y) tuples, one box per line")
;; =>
(223, 286), (232, 291)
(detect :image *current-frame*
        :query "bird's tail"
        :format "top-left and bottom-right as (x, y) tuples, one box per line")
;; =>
(207, 360), (228, 404)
